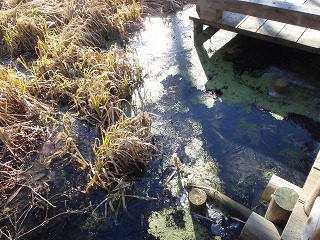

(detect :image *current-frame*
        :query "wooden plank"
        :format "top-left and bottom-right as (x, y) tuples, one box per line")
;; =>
(262, 175), (302, 202)
(275, 0), (308, 41)
(257, 20), (286, 37)
(298, 29), (320, 48)
(313, 151), (320, 170)
(282, 151), (320, 239)
(197, 5), (222, 22)
(237, 16), (267, 33)
(186, 0), (320, 30)
(302, 197), (320, 240)
(281, 200), (308, 240)
(256, 0), (288, 36)
(218, 11), (247, 28)
(304, 0), (318, 7)
(299, 0), (320, 48)
(189, 13), (320, 54)
(300, 167), (320, 202)
(276, 24), (306, 42)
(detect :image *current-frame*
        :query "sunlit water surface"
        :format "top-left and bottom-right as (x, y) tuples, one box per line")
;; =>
(94, 6), (320, 240)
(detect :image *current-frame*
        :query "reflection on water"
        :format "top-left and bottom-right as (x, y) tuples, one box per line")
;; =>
(97, 5), (320, 239)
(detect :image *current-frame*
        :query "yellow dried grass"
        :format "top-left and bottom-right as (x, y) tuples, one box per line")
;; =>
(87, 113), (155, 192)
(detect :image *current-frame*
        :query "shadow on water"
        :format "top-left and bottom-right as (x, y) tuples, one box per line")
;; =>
(194, 33), (320, 198)
(88, 7), (320, 240)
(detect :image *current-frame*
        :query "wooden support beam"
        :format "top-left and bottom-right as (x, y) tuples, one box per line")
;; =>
(189, 14), (320, 55)
(195, 26), (219, 45)
(281, 200), (308, 239)
(239, 212), (282, 240)
(187, 0), (320, 31)
(265, 187), (299, 228)
(302, 197), (320, 240)
(191, 15), (219, 45)
(262, 174), (302, 202)
(196, 5), (222, 22)
(186, 181), (252, 222)
(304, 181), (320, 216)
(193, 20), (203, 38)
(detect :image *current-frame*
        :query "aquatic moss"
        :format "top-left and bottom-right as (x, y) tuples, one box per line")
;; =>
(204, 50), (320, 121)
(279, 148), (305, 168)
(262, 168), (277, 182)
(165, 137), (221, 198)
(81, 213), (108, 239)
(238, 117), (261, 145)
(191, 92), (218, 108)
(148, 206), (212, 240)
(184, 138), (221, 186)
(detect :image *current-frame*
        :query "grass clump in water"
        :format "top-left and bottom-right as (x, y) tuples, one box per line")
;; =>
(0, 66), (48, 221)
(0, 0), (187, 237)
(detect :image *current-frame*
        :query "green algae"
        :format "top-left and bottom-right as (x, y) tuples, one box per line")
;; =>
(238, 117), (261, 145)
(81, 213), (108, 239)
(279, 148), (305, 168)
(184, 138), (221, 186)
(191, 92), (218, 108)
(203, 49), (319, 121)
(148, 206), (212, 240)
(262, 167), (277, 182)
(166, 137), (221, 197)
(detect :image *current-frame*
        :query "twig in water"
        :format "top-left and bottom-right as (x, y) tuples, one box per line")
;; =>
(20, 184), (56, 208)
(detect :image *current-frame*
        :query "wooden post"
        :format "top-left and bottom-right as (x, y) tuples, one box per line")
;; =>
(265, 187), (299, 228)
(262, 174), (302, 202)
(302, 197), (320, 240)
(239, 212), (282, 240)
(192, 19), (219, 46)
(195, 26), (219, 45)
(188, 188), (207, 212)
(310, 228), (320, 240)
(193, 20), (203, 37)
(186, 181), (252, 222)
(196, 5), (222, 22)
(304, 181), (320, 216)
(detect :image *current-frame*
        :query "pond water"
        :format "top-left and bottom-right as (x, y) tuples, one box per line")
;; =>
(34, 5), (320, 240)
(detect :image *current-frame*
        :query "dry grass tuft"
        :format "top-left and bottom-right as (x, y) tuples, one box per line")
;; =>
(0, 0), (187, 236)
(142, 0), (187, 15)
(0, 67), (47, 212)
(88, 114), (154, 192)
(0, 0), (144, 57)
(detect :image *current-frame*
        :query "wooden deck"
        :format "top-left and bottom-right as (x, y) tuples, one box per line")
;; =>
(187, 0), (320, 238)
(188, 0), (320, 54)
(239, 151), (320, 239)
(281, 151), (320, 239)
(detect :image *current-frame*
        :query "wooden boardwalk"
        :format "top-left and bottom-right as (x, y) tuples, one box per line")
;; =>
(281, 151), (320, 239)
(188, 0), (320, 54)
(236, 150), (320, 239)
(187, 1), (320, 238)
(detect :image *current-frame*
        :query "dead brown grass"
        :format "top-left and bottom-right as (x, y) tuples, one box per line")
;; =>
(0, 0), (187, 237)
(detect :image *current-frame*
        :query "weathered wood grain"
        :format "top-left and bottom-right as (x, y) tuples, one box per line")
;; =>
(262, 174), (302, 202)
(187, 0), (320, 30)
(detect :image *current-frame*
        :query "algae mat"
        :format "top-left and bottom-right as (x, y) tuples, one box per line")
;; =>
(200, 35), (320, 121)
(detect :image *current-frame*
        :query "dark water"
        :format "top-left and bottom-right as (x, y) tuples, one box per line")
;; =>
(75, 6), (320, 240)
